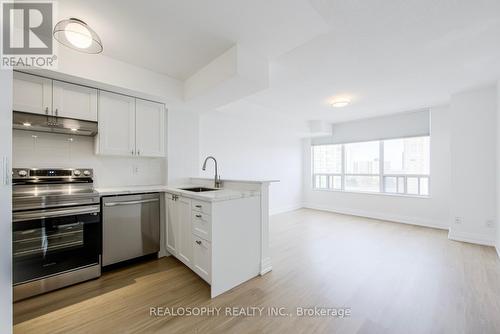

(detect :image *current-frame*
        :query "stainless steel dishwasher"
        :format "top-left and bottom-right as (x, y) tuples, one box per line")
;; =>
(102, 193), (160, 266)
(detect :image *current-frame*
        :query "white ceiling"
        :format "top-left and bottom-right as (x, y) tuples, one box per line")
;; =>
(58, 0), (327, 80)
(246, 0), (500, 122)
(60, 0), (500, 122)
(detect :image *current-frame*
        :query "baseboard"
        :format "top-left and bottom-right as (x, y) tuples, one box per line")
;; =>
(447, 230), (496, 247)
(270, 203), (303, 216)
(260, 257), (272, 275)
(303, 203), (449, 231)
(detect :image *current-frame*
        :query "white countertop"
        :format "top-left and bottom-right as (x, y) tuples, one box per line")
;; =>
(95, 185), (170, 196)
(95, 184), (260, 202)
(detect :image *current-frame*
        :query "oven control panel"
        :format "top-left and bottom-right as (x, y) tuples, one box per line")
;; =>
(12, 168), (94, 179)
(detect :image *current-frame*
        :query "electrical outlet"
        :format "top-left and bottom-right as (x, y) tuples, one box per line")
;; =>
(454, 217), (462, 225)
(132, 166), (139, 175)
(486, 220), (495, 228)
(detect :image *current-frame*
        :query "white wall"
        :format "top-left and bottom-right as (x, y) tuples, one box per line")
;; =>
(0, 70), (13, 334)
(13, 130), (165, 187)
(167, 109), (199, 184)
(198, 108), (304, 214)
(46, 47), (182, 103)
(303, 106), (452, 229)
(449, 84), (497, 245)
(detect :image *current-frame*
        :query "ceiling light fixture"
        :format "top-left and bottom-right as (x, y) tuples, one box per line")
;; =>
(331, 99), (350, 108)
(70, 128), (78, 132)
(53, 18), (103, 54)
(23, 122), (31, 127)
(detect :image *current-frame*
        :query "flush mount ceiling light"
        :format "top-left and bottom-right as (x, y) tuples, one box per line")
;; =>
(53, 18), (103, 54)
(331, 99), (350, 108)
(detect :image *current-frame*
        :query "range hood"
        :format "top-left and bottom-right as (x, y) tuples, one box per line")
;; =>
(13, 111), (98, 136)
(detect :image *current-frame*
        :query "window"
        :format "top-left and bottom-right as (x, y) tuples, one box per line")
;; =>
(312, 144), (342, 190)
(382, 136), (430, 196)
(312, 136), (430, 196)
(344, 141), (380, 192)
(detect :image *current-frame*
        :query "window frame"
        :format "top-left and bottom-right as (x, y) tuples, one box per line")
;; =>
(311, 136), (430, 197)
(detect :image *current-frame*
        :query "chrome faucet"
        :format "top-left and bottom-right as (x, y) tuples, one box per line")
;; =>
(202, 156), (222, 188)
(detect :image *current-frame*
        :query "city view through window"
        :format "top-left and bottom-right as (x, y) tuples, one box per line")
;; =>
(312, 136), (430, 196)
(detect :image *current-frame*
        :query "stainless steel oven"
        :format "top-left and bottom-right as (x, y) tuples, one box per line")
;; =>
(12, 168), (101, 301)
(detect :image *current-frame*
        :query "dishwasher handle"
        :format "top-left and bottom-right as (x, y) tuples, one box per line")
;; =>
(104, 198), (159, 207)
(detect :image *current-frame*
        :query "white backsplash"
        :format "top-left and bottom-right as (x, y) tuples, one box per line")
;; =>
(13, 130), (166, 187)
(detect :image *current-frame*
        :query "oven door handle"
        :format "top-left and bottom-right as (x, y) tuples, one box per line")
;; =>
(13, 205), (100, 222)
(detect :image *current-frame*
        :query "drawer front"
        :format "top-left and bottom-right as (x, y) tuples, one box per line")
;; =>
(192, 212), (211, 241)
(192, 200), (211, 214)
(192, 236), (211, 283)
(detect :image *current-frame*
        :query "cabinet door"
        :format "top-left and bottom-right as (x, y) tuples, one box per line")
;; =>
(165, 194), (178, 255)
(193, 236), (211, 283)
(97, 91), (136, 156)
(177, 196), (193, 266)
(13, 72), (52, 115)
(135, 99), (165, 157)
(53, 80), (97, 121)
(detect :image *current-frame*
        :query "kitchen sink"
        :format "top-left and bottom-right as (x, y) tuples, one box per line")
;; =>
(180, 187), (220, 192)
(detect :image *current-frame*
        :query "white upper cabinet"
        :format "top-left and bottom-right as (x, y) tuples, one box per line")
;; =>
(97, 91), (136, 156)
(13, 72), (97, 122)
(52, 80), (98, 121)
(13, 72), (167, 158)
(13, 72), (52, 115)
(96, 94), (166, 158)
(135, 99), (165, 157)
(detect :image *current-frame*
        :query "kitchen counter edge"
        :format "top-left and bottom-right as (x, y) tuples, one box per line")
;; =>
(95, 185), (261, 202)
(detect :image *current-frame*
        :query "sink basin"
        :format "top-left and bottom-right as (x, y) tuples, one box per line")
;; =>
(180, 187), (220, 192)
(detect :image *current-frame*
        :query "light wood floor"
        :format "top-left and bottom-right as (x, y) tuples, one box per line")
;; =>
(13, 209), (500, 334)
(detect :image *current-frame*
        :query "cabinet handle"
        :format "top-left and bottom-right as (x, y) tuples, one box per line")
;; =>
(45, 107), (49, 115)
(131, 150), (134, 155)
(195, 205), (202, 208)
(195, 214), (202, 218)
(137, 150), (141, 155)
(55, 108), (58, 116)
(196, 240), (202, 245)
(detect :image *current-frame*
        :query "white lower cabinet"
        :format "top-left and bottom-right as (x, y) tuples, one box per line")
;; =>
(165, 193), (178, 255)
(177, 196), (193, 267)
(192, 211), (211, 241)
(165, 193), (261, 298)
(192, 236), (211, 283)
(166, 193), (211, 282)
